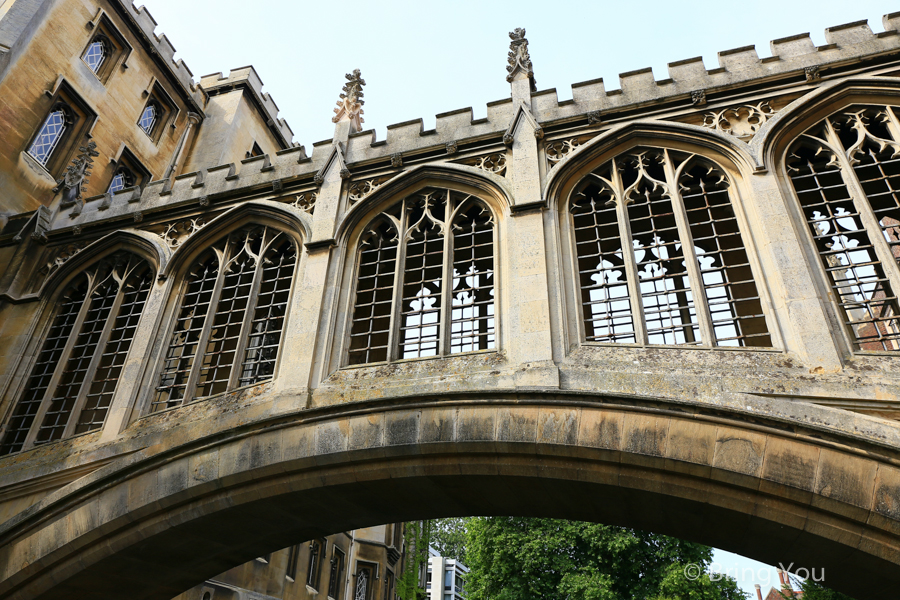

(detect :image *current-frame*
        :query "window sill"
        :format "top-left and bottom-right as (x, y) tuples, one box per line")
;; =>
(341, 348), (501, 370)
(140, 380), (274, 420)
(580, 341), (783, 353)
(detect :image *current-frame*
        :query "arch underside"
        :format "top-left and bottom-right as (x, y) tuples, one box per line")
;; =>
(1, 394), (898, 600)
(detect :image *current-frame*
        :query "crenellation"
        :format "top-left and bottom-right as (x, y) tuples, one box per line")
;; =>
(154, 33), (176, 63)
(570, 77), (607, 107)
(770, 32), (817, 59)
(618, 67), (659, 98)
(435, 107), (475, 135)
(825, 20), (876, 46)
(717, 45), (761, 72)
(531, 88), (560, 114)
(121, 2), (197, 100)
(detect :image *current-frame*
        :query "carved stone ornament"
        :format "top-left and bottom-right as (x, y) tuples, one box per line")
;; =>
(133, 212), (143, 223)
(273, 179), (284, 193)
(291, 192), (317, 215)
(332, 69), (366, 132)
(39, 242), (87, 276)
(703, 100), (777, 140)
(805, 65), (821, 82)
(506, 28), (536, 91)
(456, 153), (507, 176)
(587, 111), (603, 125)
(391, 153), (403, 168)
(54, 141), (100, 209)
(503, 132), (515, 146)
(446, 141), (458, 155)
(691, 90), (707, 106)
(348, 177), (390, 205)
(72, 225), (83, 236)
(158, 218), (205, 249)
(30, 205), (52, 244)
(546, 138), (582, 164)
(199, 196), (210, 207)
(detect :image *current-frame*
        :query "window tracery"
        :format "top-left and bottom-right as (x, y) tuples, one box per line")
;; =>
(82, 37), (108, 73)
(347, 188), (496, 366)
(570, 148), (771, 348)
(786, 105), (900, 351)
(152, 226), (297, 411)
(0, 253), (152, 455)
(107, 166), (135, 194)
(138, 101), (159, 136)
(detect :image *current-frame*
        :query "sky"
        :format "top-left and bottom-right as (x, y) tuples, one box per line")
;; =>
(136, 1), (895, 596)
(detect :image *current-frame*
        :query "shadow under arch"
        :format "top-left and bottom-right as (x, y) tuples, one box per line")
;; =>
(160, 200), (312, 281)
(543, 120), (762, 210)
(751, 75), (900, 168)
(38, 228), (170, 298)
(335, 163), (513, 248)
(0, 391), (898, 600)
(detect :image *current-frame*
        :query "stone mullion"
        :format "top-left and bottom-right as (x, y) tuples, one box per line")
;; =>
(183, 243), (230, 402)
(612, 157), (648, 345)
(386, 202), (409, 362)
(227, 230), (268, 390)
(59, 280), (126, 440)
(21, 272), (96, 450)
(662, 151), (715, 347)
(824, 119), (900, 314)
(438, 191), (454, 357)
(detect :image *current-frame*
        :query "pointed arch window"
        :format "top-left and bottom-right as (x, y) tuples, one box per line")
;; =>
(27, 105), (70, 166)
(347, 188), (496, 366)
(82, 37), (109, 73)
(108, 166), (135, 194)
(152, 226), (297, 411)
(0, 254), (153, 455)
(570, 148), (771, 348)
(786, 105), (900, 351)
(138, 101), (159, 136)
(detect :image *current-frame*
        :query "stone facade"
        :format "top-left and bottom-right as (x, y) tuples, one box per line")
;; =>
(1, 4), (900, 600)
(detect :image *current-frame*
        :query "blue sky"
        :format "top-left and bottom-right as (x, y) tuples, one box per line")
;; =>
(138, 1), (895, 595)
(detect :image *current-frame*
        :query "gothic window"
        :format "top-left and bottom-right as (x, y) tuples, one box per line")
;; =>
(307, 539), (324, 589)
(286, 545), (299, 582)
(348, 188), (496, 365)
(383, 571), (393, 600)
(355, 564), (374, 600)
(152, 226), (297, 411)
(0, 254), (153, 455)
(570, 148), (771, 348)
(247, 142), (264, 158)
(27, 105), (70, 166)
(139, 101), (159, 136)
(82, 37), (108, 73)
(107, 166), (135, 194)
(786, 105), (900, 351)
(328, 548), (345, 600)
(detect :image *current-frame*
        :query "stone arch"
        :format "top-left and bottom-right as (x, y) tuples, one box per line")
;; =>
(161, 200), (311, 281)
(38, 228), (169, 298)
(0, 392), (898, 600)
(543, 119), (762, 212)
(752, 75), (900, 169)
(335, 163), (512, 248)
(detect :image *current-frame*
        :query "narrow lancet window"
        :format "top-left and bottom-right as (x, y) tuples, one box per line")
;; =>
(786, 106), (900, 351)
(83, 38), (108, 73)
(0, 254), (152, 454)
(570, 148), (771, 348)
(152, 226), (298, 411)
(347, 188), (496, 366)
(28, 107), (68, 166)
(139, 102), (158, 135)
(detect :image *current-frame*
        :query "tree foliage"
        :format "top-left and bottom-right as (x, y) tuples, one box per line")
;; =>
(396, 519), (432, 600)
(782, 578), (856, 600)
(461, 517), (747, 600)
(430, 517), (470, 565)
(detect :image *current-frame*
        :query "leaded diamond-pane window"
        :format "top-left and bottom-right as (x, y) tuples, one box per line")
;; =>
(139, 102), (158, 135)
(786, 105), (900, 351)
(571, 148), (771, 348)
(152, 226), (298, 411)
(83, 39), (107, 73)
(108, 167), (135, 194)
(347, 188), (496, 366)
(27, 108), (67, 166)
(0, 254), (152, 455)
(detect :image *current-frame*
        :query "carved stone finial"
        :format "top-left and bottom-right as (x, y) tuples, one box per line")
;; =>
(54, 140), (100, 209)
(446, 141), (458, 155)
(805, 66), (821, 82)
(332, 68), (366, 133)
(506, 28), (536, 92)
(691, 90), (707, 107)
(586, 111), (603, 125)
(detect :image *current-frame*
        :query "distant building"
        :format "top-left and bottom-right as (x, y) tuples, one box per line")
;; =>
(425, 548), (467, 600)
(755, 570), (803, 600)
(173, 524), (405, 600)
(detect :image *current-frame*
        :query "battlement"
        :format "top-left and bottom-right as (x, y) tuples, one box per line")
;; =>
(199, 66), (295, 148)
(118, 2), (204, 108)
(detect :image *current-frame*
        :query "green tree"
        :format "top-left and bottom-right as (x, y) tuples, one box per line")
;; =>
(430, 517), (470, 564)
(463, 517), (746, 600)
(781, 578), (856, 600)
(397, 519), (432, 600)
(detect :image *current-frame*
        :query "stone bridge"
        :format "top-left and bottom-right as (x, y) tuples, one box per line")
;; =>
(3, 16), (900, 600)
